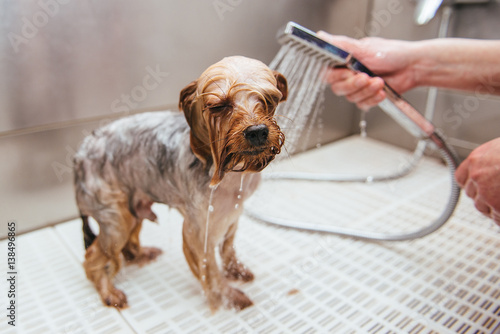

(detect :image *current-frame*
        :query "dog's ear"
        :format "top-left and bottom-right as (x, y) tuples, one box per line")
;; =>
(273, 71), (288, 102)
(179, 80), (212, 167)
(179, 80), (198, 115)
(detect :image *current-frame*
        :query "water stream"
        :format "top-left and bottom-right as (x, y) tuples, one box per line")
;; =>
(234, 174), (245, 210)
(204, 185), (218, 255)
(359, 110), (367, 138)
(269, 41), (330, 155)
(239, 174), (245, 192)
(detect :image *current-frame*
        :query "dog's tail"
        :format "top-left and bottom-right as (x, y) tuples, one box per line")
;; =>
(82, 215), (96, 249)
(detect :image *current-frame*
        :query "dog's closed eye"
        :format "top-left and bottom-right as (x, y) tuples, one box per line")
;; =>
(208, 103), (233, 113)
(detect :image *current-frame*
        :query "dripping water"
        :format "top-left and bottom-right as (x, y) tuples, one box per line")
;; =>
(235, 174), (245, 210)
(239, 174), (245, 192)
(359, 110), (368, 138)
(204, 185), (218, 254)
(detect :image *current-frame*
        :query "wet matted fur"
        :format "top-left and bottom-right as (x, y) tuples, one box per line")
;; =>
(73, 56), (287, 311)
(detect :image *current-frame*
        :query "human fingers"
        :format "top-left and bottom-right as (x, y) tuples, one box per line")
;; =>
(454, 158), (470, 188)
(357, 89), (386, 111)
(345, 76), (386, 109)
(325, 68), (356, 95)
(329, 71), (372, 97)
(491, 211), (500, 226)
(328, 71), (385, 110)
(464, 179), (478, 199)
(339, 73), (370, 98)
(473, 196), (491, 216)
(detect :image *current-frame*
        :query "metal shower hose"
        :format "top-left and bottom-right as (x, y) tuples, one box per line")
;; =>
(245, 131), (461, 241)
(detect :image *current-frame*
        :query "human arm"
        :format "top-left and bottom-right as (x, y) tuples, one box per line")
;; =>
(317, 32), (500, 109)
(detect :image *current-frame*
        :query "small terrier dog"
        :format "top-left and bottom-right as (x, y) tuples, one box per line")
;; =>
(73, 56), (287, 311)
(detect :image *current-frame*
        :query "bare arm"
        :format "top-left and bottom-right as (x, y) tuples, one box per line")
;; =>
(411, 38), (500, 95)
(317, 32), (500, 109)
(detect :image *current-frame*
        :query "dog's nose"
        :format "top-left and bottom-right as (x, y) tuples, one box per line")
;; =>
(244, 124), (269, 147)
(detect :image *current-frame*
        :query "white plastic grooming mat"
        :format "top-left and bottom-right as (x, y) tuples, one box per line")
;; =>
(1, 136), (499, 334)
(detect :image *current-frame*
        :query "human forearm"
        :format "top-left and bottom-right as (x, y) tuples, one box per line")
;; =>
(411, 38), (500, 95)
(320, 32), (500, 109)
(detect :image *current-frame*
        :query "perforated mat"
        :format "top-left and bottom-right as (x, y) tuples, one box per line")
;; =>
(1, 136), (499, 333)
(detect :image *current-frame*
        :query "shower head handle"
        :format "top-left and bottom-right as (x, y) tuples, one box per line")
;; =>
(277, 21), (438, 142)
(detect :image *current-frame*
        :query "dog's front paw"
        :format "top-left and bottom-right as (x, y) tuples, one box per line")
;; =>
(224, 286), (253, 311)
(205, 285), (253, 312)
(224, 261), (254, 282)
(124, 247), (163, 266)
(102, 288), (128, 309)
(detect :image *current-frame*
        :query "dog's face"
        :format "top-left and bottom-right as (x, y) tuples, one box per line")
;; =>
(179, 56), (287, 186)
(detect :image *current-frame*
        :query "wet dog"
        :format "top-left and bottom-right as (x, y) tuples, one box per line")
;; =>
(73, 56), (287, 311)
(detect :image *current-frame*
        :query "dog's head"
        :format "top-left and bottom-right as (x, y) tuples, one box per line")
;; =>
(179, 56), (287, 186)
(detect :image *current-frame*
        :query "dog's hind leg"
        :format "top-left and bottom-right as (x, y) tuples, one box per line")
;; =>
(220, 222), (254, 282)
(122, 219), (163, 266)
(82, 214), (96, 250)
(84, 240), (128, 308)
(83, 197), (134, 308)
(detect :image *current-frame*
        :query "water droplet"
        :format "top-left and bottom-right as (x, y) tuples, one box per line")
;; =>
(204, 186), (217, 254)
(201, 275), (206, 281)
(366, 176), (374, 183)
(235, 204), (239, 209)
(359, 110), (368, 138)
(237, 194), (241, 200)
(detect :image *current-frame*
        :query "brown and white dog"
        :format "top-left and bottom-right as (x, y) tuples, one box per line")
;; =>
(73, 56), (287, 311)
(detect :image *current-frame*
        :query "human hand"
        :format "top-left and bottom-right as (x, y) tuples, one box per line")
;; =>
(455, 138), (500, 226)
(316, 32), (418, 110)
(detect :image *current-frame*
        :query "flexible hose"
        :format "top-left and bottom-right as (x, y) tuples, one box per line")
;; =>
(245, 132), (461, 241)
(263, 140), (427, 183)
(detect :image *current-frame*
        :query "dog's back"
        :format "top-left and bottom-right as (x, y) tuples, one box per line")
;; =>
(73, 111), (206, 245)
